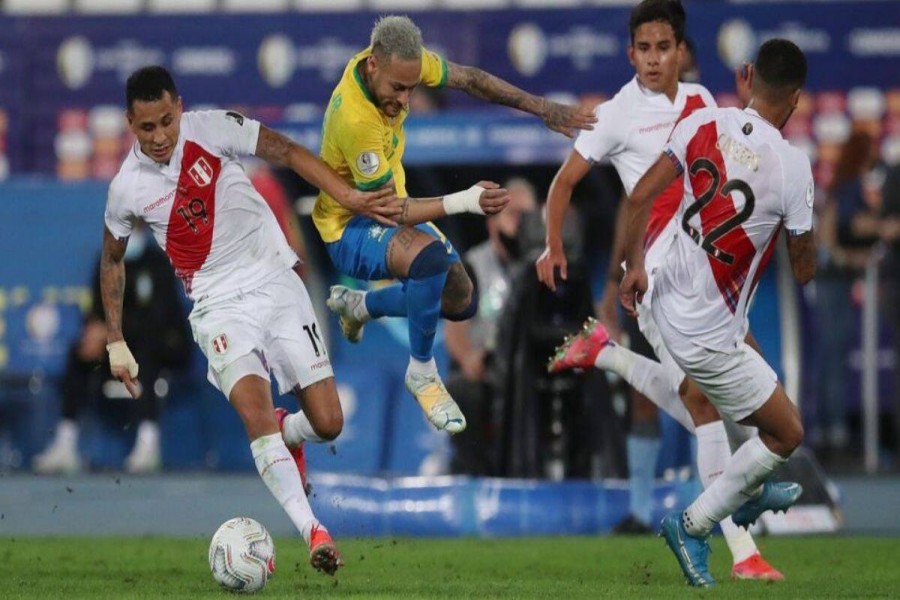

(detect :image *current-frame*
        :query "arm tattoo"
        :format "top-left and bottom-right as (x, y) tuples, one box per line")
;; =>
(100, 229), (129, 340)
(255, 126), (297, 167)
(397, 198), (410, 225)
(787, 229), (817, 284)
(446, 62), (541, 115)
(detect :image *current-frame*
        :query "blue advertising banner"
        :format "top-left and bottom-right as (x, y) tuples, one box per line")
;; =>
(1, 1), (898, 174)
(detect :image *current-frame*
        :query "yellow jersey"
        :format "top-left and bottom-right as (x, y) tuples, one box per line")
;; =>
(313, 46), (448, 243)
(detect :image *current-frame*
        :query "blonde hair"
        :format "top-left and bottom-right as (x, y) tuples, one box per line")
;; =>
(371, 15), (423, 61)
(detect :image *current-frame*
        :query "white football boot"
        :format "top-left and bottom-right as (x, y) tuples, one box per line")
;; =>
(404, 369), (467, 434)
(326, 285), (368, 343)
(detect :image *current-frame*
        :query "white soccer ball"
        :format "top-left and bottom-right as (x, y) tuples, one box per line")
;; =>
(208, 517), (276, 593)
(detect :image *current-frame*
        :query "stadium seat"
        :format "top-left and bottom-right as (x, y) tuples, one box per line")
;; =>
(514, 0), (583, 7)
(368, 0), (440, 9)
(442, 0), (511, 9)
(294, 0), (363, 10)
(222, 0), (290, 12)
(73, 0), (142, 13)
(2, 0), (68, 15)
(147, 0), (217, 13)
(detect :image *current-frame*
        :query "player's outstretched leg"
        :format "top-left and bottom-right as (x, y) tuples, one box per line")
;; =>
(659, 512), (715, 587)
(549, 318), (694, 431)
(732, 480), (803, 529)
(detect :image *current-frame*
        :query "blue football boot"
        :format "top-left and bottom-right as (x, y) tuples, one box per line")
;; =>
(732, 481), (803, 529)
(660, 512), (715, 587)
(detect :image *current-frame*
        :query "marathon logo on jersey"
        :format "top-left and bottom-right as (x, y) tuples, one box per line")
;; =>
(187, 156), (214, 187)
(212, 334), (229, 355)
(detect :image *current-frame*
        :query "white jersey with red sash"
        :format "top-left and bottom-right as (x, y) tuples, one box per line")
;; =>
(655, 107), (814, 350)
(573, 76), (715, 272)
(105, 111), (296, 305)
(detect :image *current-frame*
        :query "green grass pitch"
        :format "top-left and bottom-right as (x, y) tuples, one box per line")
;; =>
(1, 536), (897, 598)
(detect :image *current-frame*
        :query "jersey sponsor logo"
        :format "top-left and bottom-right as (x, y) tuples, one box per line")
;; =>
(638, 120), (675, 134)
(187, 156), (214, 187)
(356, 151), (380, 176)
(212, 334), (228, 354)
(143, 189), (175, 214)
(225, 111), (245, 126)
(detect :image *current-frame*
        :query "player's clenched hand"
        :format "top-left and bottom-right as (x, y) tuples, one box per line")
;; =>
(535, 242), (567, 292)
(346, 187), (402, 227)
(475, 180), (510, 215)
(541, 100), (598, 138)
(107, 340), (141, 399)
(618, 268), (648, 318)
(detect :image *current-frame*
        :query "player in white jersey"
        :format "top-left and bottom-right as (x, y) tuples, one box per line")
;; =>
(101, 66), (399, 577)
(619, 39), (815, 587)
(536, 0), (783, 580)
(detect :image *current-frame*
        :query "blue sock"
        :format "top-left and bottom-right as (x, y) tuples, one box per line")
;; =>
(365, 283), (407, 318)
(406, 271), (447, 361)
(627, 434), (661, 525)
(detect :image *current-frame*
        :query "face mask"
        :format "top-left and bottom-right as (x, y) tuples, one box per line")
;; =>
(498, 231), (521, 259)
(124, 230), (147, 261)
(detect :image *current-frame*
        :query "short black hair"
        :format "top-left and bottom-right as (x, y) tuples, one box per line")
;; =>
(753, 38), (807, 100)
(126, 66), (178, 111)
(629, 0), (686, 44)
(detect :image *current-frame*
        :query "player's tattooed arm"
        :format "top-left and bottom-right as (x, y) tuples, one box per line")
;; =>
(786, 229), (817, 284)
(445, 61), (596, 138)
(99, 226), (128, 343)
(254, 125), (401, 226)
(254, 124), (298, 167)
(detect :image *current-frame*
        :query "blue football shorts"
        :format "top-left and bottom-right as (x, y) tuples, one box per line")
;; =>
(326, 215), (459, 281)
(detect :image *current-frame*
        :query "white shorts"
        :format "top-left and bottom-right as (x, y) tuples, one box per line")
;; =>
(636, 296), (686, 399)
(189, 268), (333, 400)
(650, 299), (777, 422)
(637, 273), (684, 394)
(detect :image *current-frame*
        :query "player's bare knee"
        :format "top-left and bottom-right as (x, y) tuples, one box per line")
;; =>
(312, 411), (343, 441)
(680, 380), (720, 426)
(784, 418), (804, 454)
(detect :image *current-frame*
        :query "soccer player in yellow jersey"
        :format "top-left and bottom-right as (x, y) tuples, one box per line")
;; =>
(319, 16), (596, 435)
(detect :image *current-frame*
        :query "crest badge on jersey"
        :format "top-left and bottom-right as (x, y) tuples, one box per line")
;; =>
(188, 156), (214, 187)
(806, 180), (815, 208)
(356, 151), (380, 176)
(212, 334), (229, 355)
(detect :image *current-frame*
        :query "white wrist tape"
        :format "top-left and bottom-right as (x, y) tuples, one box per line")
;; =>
(107, 341), (139, 378)
(442, 185), (486, 216)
